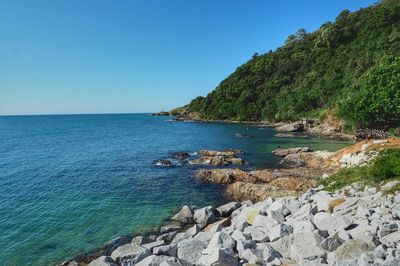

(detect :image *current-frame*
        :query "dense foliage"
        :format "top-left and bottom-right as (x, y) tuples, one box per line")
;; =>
(185, 0), (400, 128)
(320, 148), (400, 191)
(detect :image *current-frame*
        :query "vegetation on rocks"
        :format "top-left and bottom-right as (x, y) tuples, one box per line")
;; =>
(183, 0), (400, 130)
(320, 148), (400, 191)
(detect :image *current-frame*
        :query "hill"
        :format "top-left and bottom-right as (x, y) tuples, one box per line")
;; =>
(182, 0), (400, 130)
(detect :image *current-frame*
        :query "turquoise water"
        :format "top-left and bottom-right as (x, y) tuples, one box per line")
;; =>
(0, 114), (350, 265)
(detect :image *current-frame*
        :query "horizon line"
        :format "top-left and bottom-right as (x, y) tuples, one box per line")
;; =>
(0, 112), (161, 117)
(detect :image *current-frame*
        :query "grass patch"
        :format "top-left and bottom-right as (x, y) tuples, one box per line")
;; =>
(320, 148), (400, 192)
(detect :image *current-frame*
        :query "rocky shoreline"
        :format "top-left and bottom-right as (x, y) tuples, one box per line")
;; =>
(154, 113), (356, 142)
(59, 138), (400, 265)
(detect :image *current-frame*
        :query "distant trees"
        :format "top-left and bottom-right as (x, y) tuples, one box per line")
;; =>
(285, 28), (307, 44)
(185, 1), (400, 129)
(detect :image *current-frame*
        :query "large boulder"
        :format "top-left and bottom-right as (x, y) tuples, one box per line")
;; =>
(172, 206), (194, 224)
(193, 206), (219, 229)
(87, 256), (118, 266)
(111, 243), (148, 262)
(268, 224), (293, 242)
(135, 255), (171, 266)
(327, 240), (375, 265)
(153, 244), (178, 257)
(217, 202), (241, 217)
(196, 169), (255, 184)
(272, 147), (312, 157)
(177, 238), (208, 264)
(290, 230), (326, 261)
(313, 212), (352, 236)
(196, 248), (238, 266)
(119, 249), (152, 266)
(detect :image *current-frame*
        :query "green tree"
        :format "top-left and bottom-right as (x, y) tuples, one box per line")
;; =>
(352, 57), (400, 127)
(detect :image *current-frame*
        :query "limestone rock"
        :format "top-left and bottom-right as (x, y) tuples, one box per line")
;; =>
(153, 244), (178, 257)
(111, 243), (147, 261)
(268, 224), (293, 242)
(177, 238), (208, 264)
(327, 240), (375, 265)
(87, 256), (118, 266)
(197, 248), (238, 266)
(217, 202), (241, 217)
(313, 212), (352, 235)
(290, 230), (326, 260)
(193, 206), (219, 229)
(135, 255), (171, 266)
(172, 206), (194, 224)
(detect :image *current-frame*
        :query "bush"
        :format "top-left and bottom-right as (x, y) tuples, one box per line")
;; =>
(320, 148), (400, 191)
(370, 149), (400, 181)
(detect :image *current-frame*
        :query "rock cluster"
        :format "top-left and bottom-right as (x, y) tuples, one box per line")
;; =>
(339, 142), (379, 168)
(189, 149), (245, 166)
(81, 184), (400, 266)
(271, 147), (313, 157)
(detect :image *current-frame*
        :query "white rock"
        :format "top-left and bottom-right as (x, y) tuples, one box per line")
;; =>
(310, 191), (337, 212)
(252, 214), (278, 230)
(290, 220), (315, 233)
(318, 232), (343, 251)
(327, 240), (375, 265)
(288, 203), (317, 221)
(236, 239), (256, 258)
(87, 256), (118, 266)
(244, 226), (269, 242)
(185, 224), (200, 237)
(217, 202), (241, 217)
(111, 243), (147, 261)
(268, 201), (291, 217)
(153, 244), (178, 257)
(240, 249), (262, 264)
(268, 224), (293, 242)
(290, 230), (326, 260)
(119, 249), (152, 266)
(135, 255), (171, 266)
(380, 231), (400, 248)
(260, 243), (282, 262)
(270, 235), (293, 258)
(356, 206), (374, 217)
(313, 212), (352, 235)
(193, 206), (218, 229)
(202, 231), (236, 255)
(142, 240), (165, 251)
(159, 257), (191, 266)
(230, 229), (249, 242)
(177, 238), (208, 264)
(172, 205), (194, 224)
(197, 248), (238, 266)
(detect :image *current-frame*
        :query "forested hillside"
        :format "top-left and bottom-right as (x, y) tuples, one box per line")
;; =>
(184, 0), (400, 129)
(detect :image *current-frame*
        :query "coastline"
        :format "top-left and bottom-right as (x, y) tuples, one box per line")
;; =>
(60, 135), (400, 265)
(60, 138), (400, 266)
(153, 113), (355, 142)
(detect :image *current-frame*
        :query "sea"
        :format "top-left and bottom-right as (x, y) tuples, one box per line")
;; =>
(0, 114), (351, 265)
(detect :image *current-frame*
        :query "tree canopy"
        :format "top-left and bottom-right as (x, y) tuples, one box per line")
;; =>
(184, 0), (400, 128)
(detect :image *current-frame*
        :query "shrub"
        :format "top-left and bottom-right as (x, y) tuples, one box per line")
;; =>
(370, 149), (400, 181)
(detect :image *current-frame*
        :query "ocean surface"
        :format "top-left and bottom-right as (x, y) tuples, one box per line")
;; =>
(0, 114), (351, 265)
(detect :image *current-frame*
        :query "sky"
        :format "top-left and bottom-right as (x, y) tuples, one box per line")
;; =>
(0, 0), (377, 115)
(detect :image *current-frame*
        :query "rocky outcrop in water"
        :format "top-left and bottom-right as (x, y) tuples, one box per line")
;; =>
(272, 147), (312, 157)
(189, 150), (245, 166)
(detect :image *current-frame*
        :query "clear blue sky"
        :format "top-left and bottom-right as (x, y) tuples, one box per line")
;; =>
(0, 0), (377, 115)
